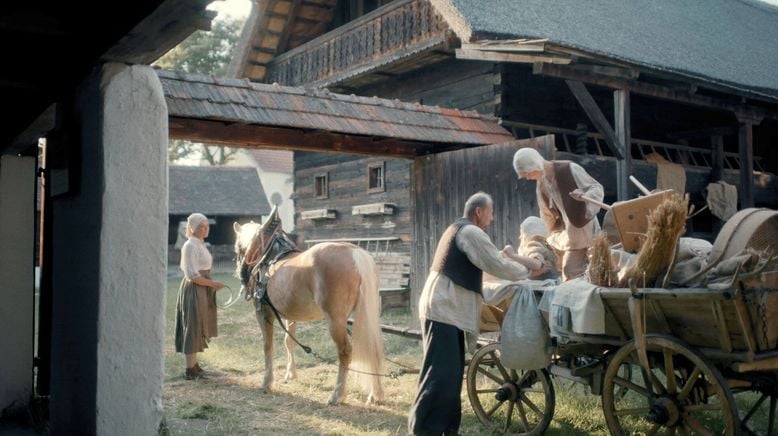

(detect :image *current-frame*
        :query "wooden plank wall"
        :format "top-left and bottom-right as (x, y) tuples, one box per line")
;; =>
(294, 151), (412, 252)
(410, 142), (538, 319)
(364, 58), (498, 115)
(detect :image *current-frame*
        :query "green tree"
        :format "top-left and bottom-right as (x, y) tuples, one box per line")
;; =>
(157, 16), (243, 164)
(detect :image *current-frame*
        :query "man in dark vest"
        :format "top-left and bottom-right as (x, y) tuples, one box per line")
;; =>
(408, 192), (529, 436)
(513, 147), (604, 281)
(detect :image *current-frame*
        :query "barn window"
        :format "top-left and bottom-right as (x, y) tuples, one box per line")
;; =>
(314, 173), (328, 199)
(368, 162), (385, 193)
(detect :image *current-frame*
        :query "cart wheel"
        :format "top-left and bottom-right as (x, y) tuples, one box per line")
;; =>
(466, 343), (555, 435)
(602, 335), (738, 436)
(733, 388), (777, 436)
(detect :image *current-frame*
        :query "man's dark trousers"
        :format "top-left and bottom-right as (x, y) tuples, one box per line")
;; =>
(408, 319), (465, 436)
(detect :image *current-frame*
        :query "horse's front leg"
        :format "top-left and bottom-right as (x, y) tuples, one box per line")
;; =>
(283, 321), (297, 382)
(255, 302), (275, 392)
(326, 317), (352, 405)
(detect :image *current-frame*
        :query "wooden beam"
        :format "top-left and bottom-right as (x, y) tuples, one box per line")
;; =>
(710, 135), (724, 182)
(252, 45), (278, 55)
(535, 63), (771, 120)
(455, 48), (572, 65)
(565, 80), (623, 159)
(276, 0), (302, 54)
(738, 121), (755, 208)
(168, 117), (426, 158)
(102, 1), (217, 64)
(666, 126), (736, 141)
(614, 89), (631, 201)
(564, 64), (640, 80)
(460, 42), (546, 53)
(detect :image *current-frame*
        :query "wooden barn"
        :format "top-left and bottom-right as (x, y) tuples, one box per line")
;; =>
(168, 165), (271, 270)
(229, 0), (778, 315)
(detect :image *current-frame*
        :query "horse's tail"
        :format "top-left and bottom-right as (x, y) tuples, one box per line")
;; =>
(350, 248), (385, 402)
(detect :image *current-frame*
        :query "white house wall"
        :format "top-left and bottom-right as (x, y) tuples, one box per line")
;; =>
(0, 155), (36, 417)
(256, 169), (294, 231)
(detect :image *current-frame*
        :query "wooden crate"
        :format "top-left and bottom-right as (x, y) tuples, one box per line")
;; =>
(610, 190), (675, 253)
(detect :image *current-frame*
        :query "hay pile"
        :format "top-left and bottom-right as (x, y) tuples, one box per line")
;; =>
(618, 193), (688, 287)
(587, 232), (616, 286)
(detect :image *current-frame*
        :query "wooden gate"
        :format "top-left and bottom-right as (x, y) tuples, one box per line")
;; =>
(409, 136), (554, 317)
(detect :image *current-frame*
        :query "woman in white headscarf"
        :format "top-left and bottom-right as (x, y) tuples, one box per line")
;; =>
(174, 213), (225, 380)
(513, 148), (604, 280)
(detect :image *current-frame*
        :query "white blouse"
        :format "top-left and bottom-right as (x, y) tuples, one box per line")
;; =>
(180, 236), (213, 280)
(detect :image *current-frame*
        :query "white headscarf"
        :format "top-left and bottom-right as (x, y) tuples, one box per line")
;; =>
(520, 216), (549, 240)
(186, 213), (208, 236)
(512, 148), (545, 178)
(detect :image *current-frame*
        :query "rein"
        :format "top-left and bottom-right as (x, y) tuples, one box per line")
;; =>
(240, 232), (409, 379)
(216, 284), (244, 309)
(261, 292), (410, 379)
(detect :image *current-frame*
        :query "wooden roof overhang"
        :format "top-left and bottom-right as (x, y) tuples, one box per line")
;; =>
(161, 70), (514, 158)
(0, 0), (219, 156)
(456, 40), (778, 122)
(229, 0), (457, 91)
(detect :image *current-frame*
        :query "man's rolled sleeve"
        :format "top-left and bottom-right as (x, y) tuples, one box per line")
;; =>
(457, 225), (528, 282)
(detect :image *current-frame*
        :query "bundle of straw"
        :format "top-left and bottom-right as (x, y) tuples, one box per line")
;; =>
(587, 231), (616, 286)
(618, 193), (688, 288)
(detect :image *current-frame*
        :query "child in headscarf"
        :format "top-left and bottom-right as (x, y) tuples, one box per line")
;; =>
(480, 217), (559, 331)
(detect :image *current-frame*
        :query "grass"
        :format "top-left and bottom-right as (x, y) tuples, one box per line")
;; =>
(162, 272), (771, 435)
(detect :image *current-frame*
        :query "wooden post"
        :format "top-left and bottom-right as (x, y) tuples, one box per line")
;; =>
(710, 135), (725, 233)
(615, 89), (631, 201)
(710, 135), (724, 183)
(565, 80), (623, 159)
(738, 121), (755, 209)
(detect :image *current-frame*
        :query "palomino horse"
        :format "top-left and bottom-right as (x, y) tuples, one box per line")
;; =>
(233, 209), (385, 405)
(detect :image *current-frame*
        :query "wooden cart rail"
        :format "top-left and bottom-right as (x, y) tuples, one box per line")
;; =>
(566, 285), (778, 368)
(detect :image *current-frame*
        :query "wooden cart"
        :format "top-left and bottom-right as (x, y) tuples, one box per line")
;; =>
(466, 271), (778, 435)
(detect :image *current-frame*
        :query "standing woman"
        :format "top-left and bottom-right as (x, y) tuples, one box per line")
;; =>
(175, 213), (225, 379)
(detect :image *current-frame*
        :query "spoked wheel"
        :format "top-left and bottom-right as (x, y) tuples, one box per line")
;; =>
(602, 335), (738, 435)
(466, 343), (555, 435)
(733, 388), (777, 435)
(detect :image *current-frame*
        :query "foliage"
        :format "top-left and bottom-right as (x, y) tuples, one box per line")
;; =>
(156, 17), (243, 165)
(155, 17), (241, 76)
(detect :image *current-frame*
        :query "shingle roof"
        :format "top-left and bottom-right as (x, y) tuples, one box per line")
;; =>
(169, 165), (270, 216)
(434, 0), (778, 101)
(158, 69), (514, 146)
(248, 149), (293, 173)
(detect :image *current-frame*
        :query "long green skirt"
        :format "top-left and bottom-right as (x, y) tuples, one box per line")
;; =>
(174, 270), (217, 353)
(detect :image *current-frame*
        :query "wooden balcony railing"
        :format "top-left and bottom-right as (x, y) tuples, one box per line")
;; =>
(502, 120), (767, 172)
(267, 0), (450, 87)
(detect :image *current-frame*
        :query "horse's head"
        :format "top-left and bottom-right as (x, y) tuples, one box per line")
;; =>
(233, 206), (283, 289)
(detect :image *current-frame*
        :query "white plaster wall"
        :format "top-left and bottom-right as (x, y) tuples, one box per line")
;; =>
(49, 63), (167, 434)
(257, 170), (295, 231)
(95, 64), (168, 435)
(228, 151), (295, 231)
(0, 155), (35, 416)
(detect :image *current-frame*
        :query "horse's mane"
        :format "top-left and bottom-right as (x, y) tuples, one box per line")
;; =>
(236, 222), (261, 253)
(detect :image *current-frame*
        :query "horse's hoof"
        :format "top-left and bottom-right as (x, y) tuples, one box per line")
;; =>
(327, 393), (342, 405)
(284, 372), (296, 382)
(366, 394), (384, 405)
(260, 384), (274, 393)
